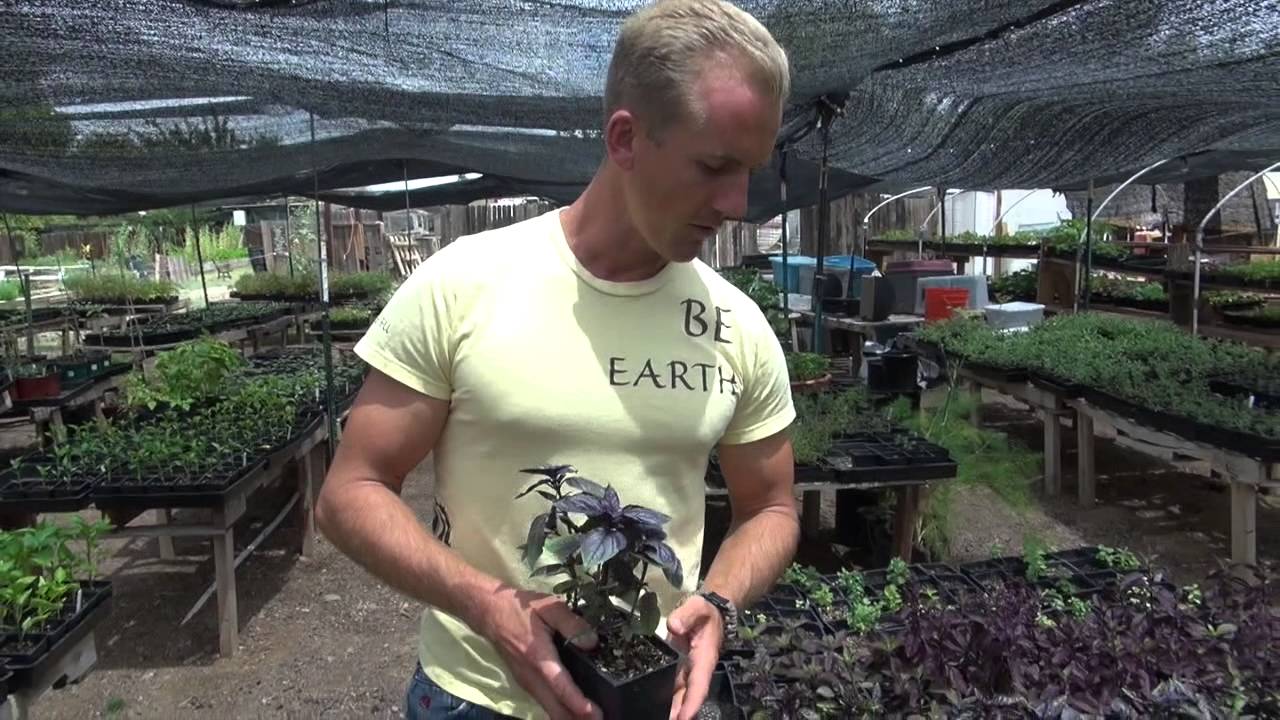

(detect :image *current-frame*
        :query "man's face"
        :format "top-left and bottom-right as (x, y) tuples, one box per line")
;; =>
(610, 60), (782, 263)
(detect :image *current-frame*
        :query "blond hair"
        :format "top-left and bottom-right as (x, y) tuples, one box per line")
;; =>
(604, 0), (790, 136)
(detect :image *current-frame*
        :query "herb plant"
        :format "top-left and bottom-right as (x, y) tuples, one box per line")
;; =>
(517, 465), (682, 678)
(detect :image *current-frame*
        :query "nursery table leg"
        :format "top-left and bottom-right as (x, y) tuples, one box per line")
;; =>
(1230, 481), (1257, 566)
(47, 410), (67, 446)
(296, 451), (316, 556)
(964, 379), (982, 426)
(1041, 407), (1062, 495)
(1076, 409), (1096, 507)
(892, 485), (921, 561)
(156, 508), (176, 560)
(212, 521), (238, 657)
(800, 490), (823, 538)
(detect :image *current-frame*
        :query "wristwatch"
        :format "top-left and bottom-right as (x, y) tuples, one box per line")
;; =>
(696, 590), (739, 637)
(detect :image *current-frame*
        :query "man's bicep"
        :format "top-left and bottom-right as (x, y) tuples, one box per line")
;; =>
(717, 430), (796, 519)
(329, 368), (450, 494)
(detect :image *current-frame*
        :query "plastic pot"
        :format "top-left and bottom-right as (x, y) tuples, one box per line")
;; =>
(13, 371), (61, 401)
(556, 633), (679, 720)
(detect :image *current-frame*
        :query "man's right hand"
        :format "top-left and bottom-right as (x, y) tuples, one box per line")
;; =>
(471, 585), (603, 720)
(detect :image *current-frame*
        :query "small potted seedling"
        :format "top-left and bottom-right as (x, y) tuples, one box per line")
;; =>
(516, 465), (683, 720)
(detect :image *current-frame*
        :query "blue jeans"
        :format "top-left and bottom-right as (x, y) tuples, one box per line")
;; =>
(405, 663), (517, 720)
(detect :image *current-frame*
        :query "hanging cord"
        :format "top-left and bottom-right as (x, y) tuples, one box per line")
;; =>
(1, 214), (34, 357)
(191, 204), (210, 308)
(310, 112), (339, 456)
(810, 94), (847, 355)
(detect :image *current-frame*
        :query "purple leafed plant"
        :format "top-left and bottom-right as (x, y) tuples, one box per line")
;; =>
(738, 566), (1279, 718)
(516, 465), (683, 680)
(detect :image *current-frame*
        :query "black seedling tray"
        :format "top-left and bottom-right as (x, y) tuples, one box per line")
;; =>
(1084, 387), (1280, 461)
(0, 478), (91, 513)
(1029, 371), (1085, 399)
(962, 361), (1028, 383)
(90, 457), (270, 510)
(0, 583), (111, 693)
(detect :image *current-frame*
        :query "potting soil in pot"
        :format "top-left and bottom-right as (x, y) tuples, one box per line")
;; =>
(588, 631), (671, 682)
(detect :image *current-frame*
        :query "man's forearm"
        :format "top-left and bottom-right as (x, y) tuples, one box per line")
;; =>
(699, 505), (799, 609)
(316, 479), (502, 628)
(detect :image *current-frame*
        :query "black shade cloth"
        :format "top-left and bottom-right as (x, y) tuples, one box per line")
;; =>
(1, 0), (1278, 216)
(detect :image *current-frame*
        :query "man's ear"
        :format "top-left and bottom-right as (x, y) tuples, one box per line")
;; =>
(605, 109), (639, 171)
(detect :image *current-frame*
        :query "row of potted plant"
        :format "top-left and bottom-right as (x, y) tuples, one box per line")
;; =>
(725, 554), (1276, 718)
(875, 229), (1045, 250)
(916, 313), (1280, 454)
(61, 273), (178, 306)
(231, 270), (395, 303)
(85, 300), (290, 347)
(0, 341), (367, 505)
(0, 518), (113, 688)
(1167, 258), (1280, 291)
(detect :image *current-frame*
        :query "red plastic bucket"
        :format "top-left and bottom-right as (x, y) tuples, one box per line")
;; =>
(924, 288), (970, 322)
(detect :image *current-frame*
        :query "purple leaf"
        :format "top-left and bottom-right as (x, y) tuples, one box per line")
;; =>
(602, 486), (621, 516)
(580, 527), (626, 568)
(555, 493), (607, 517)
(565, 475), (607, 497)
(622, 505), (670, 528)
(642, 541), (683, 587)
(522, 513), (549, 569)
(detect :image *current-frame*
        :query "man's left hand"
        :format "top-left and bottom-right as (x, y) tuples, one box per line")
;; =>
(666, 594), (725, 720)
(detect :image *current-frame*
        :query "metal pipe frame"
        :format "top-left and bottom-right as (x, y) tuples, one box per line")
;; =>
(917, 189), (970, 257)
(1192, 160), (1280, 335)
(1072, 158), (1172, 311)
(861, 186), (933, 244)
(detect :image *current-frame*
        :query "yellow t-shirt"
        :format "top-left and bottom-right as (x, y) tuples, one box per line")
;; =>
(353, 208), (795, 719)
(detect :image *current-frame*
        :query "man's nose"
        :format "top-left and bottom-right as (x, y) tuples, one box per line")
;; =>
(711, 170), (750, 220)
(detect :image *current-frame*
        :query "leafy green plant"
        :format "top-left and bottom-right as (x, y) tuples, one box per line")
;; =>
(0, 521), (86, 643)
(328, 307), (373, 330)
(0, 280), (20, 302)
(1023, 536), (1049, 582)
(781, 562), (823, 594)
(886, 557), (909, 586)
(1096, 545), (1141, 571)
(918, 313), (1280, 440)
(1206, 290), (1264, 310)
(1218, 259), (1280, 283)
(880, 229), (913, 243)
(989, 266), (1037, 303)
(124, 336), (246, 411)
(517, 465), (682, 642)
(785, 351), (830, 382)
(234, 270), (395, 302)
(721, 267), (788, 338)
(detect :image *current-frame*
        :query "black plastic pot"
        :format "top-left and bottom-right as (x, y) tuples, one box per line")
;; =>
(556, 633), (679, 720)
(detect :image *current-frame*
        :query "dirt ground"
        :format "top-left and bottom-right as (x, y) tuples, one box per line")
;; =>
(31, 392), (1279, 718)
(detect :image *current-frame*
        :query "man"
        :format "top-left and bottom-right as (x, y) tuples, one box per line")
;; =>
(316, 2), (798, 718)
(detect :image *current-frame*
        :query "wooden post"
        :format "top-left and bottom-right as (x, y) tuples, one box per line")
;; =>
(892, 486), (920, 561)
(156, 509), (176, 560)
(801, 491), (822, 538)
(1042, 408), (1062, 495)
(212, 519), (238, 657)
(296, 448), (317, 557)
(1076, 410), (1096, 506)
(1230, 482), (1257, 566)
